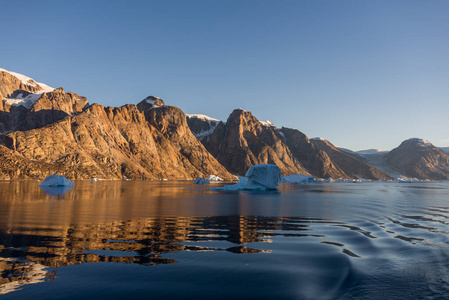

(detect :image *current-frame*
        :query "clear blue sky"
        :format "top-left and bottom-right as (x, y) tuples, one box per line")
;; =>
(1, 0), (448, 150)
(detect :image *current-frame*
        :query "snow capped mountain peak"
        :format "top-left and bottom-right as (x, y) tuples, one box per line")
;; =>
(0, 68), (54, 93)
(404, 138), (432, 147)
(1, 67), (56, 109)
(311, 137), (327, 141)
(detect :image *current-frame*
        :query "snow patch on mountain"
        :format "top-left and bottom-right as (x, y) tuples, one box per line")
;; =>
(4, 92), (42, 109)
(186, 114), (220, 122)
(260, 120), (273, 127)
(186, 114), (221, 140)
(405, 138), (432, 147)
(311, 137), (327, 141)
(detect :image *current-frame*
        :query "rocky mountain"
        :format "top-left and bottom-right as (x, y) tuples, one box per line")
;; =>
(310, 138), (392, 180)
(440, 147), (449, 155)
(277, 128), (348, 179)
(203, 109), (308, 176)
(383, 138), (449, 180)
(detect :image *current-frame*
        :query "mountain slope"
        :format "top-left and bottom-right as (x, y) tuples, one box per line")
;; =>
(310, 138), (392, 180)
(384, 138), (449, 180)
(277, 127), (349, 179)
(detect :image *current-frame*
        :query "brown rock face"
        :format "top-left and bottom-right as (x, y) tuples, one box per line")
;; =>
(310, 138), (392, 180)
(278, 127), (348, 179)
(0, 88), (88, 133)
(0, 101), (232, 180)
(203, 109), (309, 176)
(384, 138), (449, 180)
(17, 88), (89, 131)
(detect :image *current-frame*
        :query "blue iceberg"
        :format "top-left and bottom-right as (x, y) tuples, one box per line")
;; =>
(39, 174), (74, 187)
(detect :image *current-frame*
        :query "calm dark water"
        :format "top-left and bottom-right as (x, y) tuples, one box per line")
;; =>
(1, 180), (449, 299)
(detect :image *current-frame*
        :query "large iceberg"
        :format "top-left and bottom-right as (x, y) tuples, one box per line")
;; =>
(215, 164), (281, 191)
(281, 174), (316, 184)
(39, 174), (74, 187)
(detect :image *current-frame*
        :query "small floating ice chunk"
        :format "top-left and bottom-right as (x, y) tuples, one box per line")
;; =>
(215, 164), (281, 191)
(281, 174), (316, 184)
(38, 174), (74, 187)
(205, 175), (223, 181)
(194, 177), (210, 185)
(91, 178), (100, 181)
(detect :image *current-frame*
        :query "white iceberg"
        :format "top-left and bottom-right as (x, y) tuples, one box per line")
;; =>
(38, 174), (74, 187)
(91, 178), (100, 181)
(194, 177), (210, 185)
(215, 164), (281, 191)
(205, 175), (223, 181)
(281, 174), (316, 184)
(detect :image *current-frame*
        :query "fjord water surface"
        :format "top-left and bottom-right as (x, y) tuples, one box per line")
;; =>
(0, 181), (448, 299)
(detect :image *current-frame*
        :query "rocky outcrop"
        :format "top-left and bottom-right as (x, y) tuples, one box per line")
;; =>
(203, 109), (308, 176)
(136, 96), (165, 110)
(0, 88), (88, 133)
(278, 128), (348, 179)
(0, 100), (233, 180)
(17, 88), (88, 131)
(384, 138), (449, 180)
(310, 138), (392, 180)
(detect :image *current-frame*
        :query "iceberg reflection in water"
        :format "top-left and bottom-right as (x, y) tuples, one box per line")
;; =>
(0, 181), (449, 299)
(39, 186), (73, 197)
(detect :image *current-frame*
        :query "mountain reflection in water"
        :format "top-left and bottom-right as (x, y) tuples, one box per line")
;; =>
(1, 181), (449, 299)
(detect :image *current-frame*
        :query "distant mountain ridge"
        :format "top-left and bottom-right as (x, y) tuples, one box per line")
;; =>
(1, 68), (449, 180)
